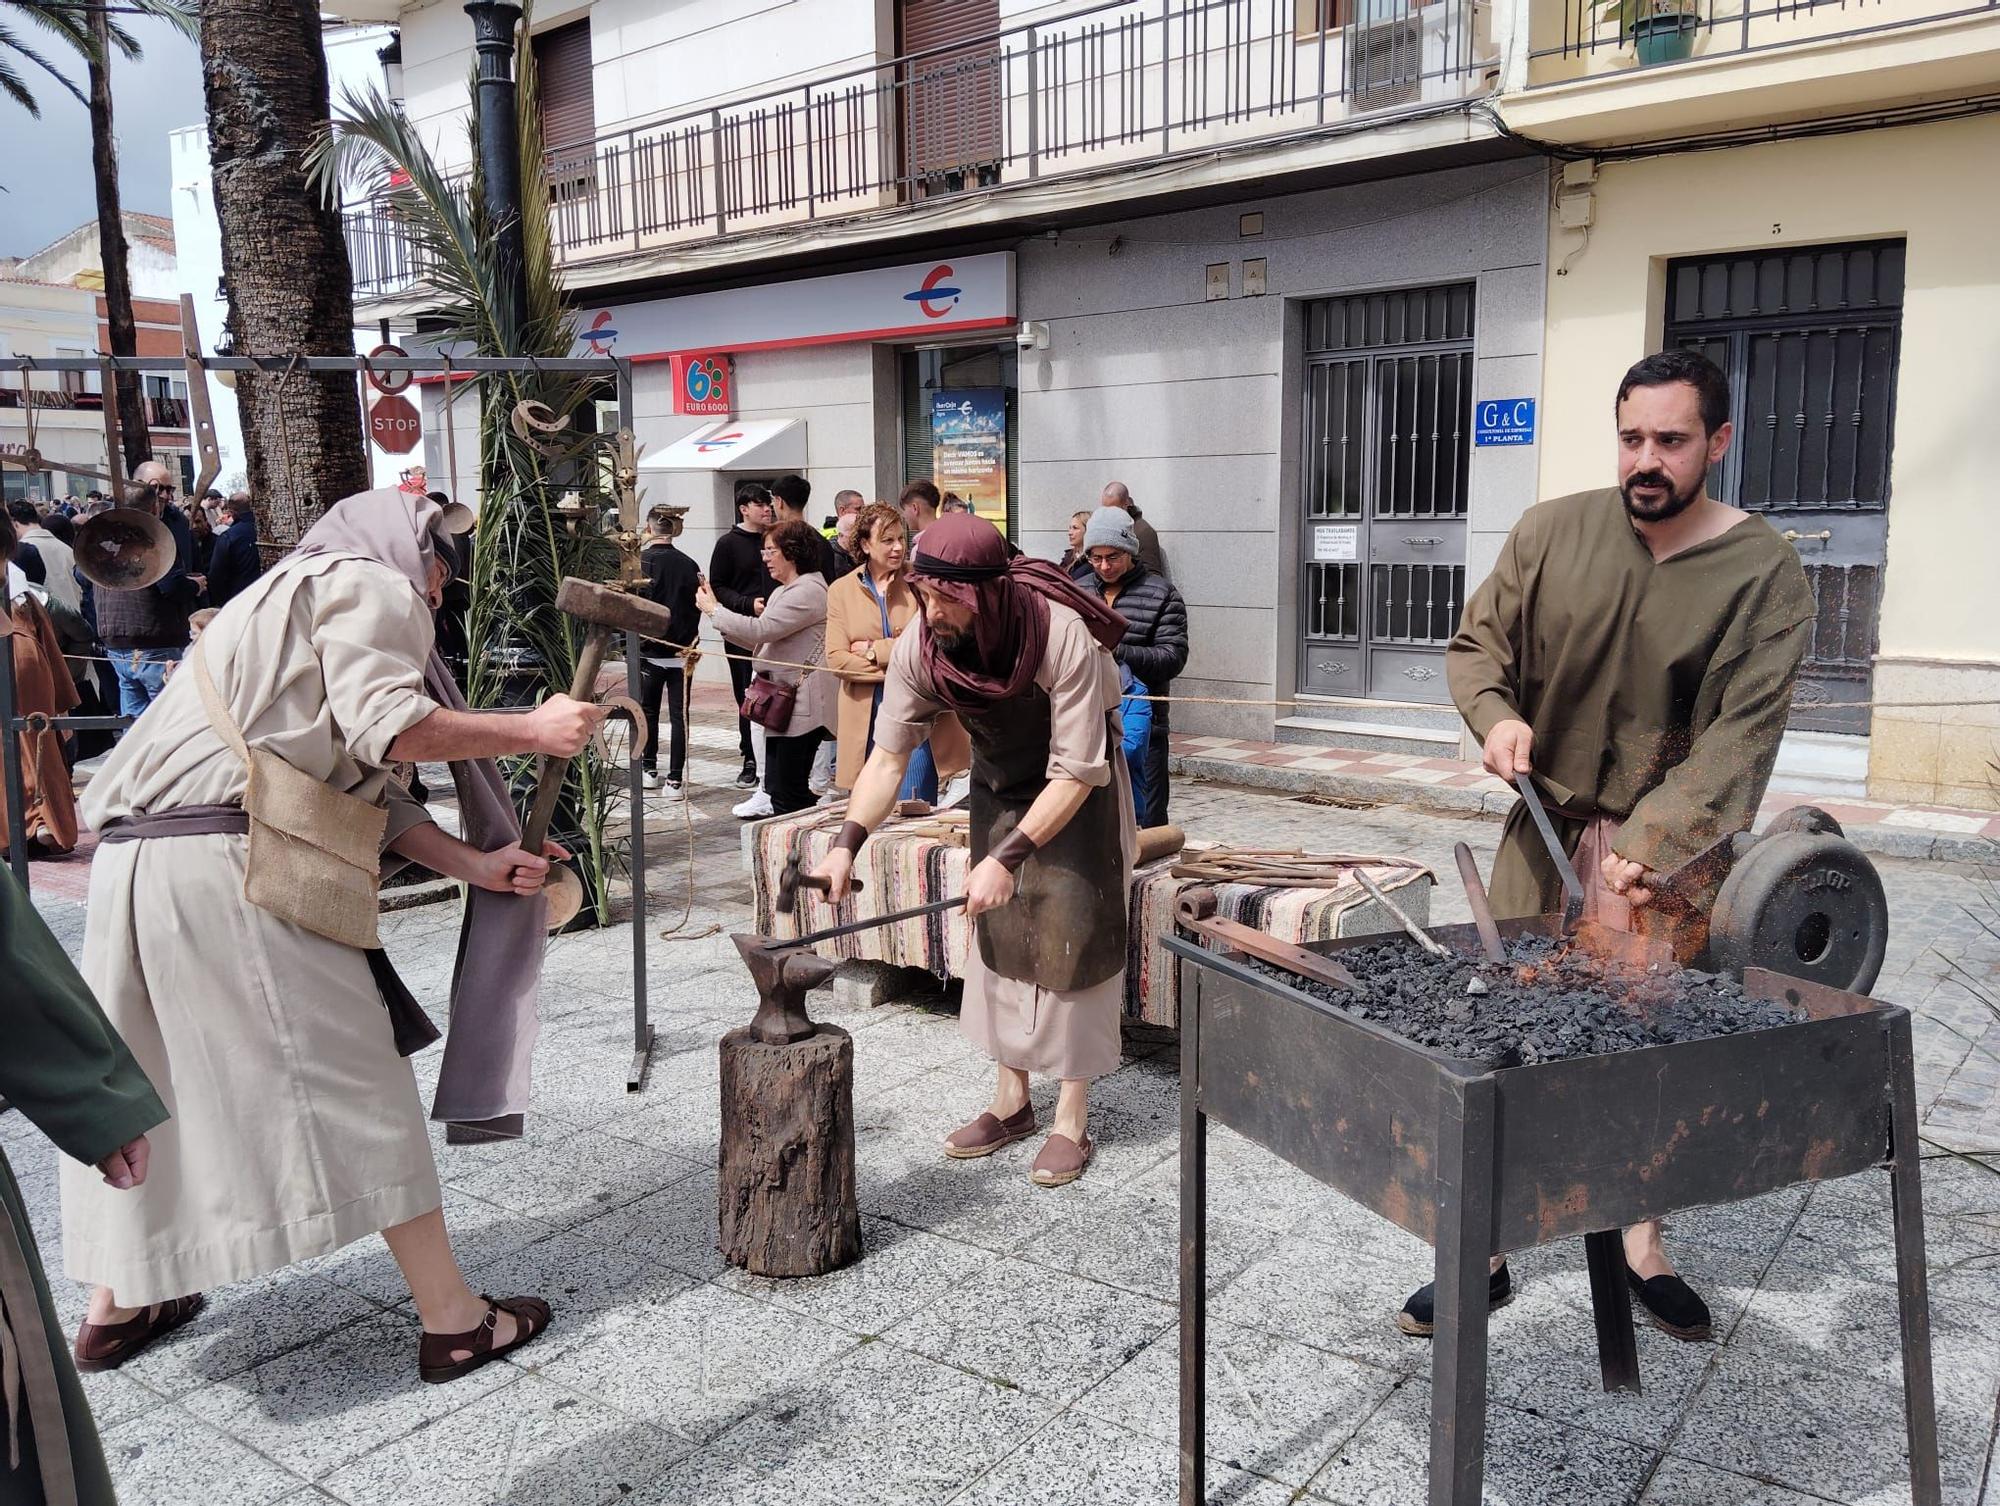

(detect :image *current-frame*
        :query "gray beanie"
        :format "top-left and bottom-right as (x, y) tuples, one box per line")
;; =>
(1082, 505), (1139, 558)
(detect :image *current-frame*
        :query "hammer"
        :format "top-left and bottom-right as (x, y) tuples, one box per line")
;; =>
(775, 849), (865, 914)
(522, 577), (676, 924)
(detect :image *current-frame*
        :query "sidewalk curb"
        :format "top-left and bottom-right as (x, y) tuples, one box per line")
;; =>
(1169, 753), (1999, 867)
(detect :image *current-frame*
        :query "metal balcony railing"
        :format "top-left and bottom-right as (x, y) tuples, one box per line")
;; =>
(1529, 0), (1997, 80)
(346, 0), (1493, 298)
(145, 395), (189, 428)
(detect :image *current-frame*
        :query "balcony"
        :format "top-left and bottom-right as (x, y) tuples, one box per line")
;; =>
(1509, 0), (2000, 142)
(145, 395), (190, 429)
(346, 0), (1497, 301)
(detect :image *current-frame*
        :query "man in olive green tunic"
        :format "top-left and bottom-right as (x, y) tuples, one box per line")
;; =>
(1, 871), (166, 1506)
(1400, 349), (1814, 1344)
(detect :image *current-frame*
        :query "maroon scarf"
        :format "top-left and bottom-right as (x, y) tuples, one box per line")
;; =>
(907, 513), (1125, 714)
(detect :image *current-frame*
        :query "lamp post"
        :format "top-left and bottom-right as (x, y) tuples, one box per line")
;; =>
(464, 0), (529, 347)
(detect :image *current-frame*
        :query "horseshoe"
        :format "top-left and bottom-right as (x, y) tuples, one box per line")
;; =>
(509, 400), (571, 457)
(589, 694), (646, 760)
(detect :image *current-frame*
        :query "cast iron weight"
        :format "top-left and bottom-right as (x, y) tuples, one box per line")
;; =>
(1512, 771), (1585, 932)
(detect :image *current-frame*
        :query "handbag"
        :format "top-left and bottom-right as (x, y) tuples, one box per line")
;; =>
(191, 638), (388, 949)
(740, 670), (797, 732)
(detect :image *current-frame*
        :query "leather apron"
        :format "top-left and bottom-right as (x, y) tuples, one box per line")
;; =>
(960, 688), (1126, 992)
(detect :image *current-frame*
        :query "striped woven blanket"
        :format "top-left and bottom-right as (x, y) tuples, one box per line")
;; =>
(750, 808), (1433, 1029)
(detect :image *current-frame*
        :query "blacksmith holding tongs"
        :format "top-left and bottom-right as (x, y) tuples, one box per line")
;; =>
(1394, 349), (1815, 1343)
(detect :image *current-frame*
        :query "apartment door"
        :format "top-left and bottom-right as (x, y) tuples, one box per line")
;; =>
(897, 0), (1002, 196)
(1296, 284), (1474, 705)
(1666, 242), (1904, 735)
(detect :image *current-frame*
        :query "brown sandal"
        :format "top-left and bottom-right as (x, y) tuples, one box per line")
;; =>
(74, 1293), (206, 1372)
(418, 1295), (552, 1384)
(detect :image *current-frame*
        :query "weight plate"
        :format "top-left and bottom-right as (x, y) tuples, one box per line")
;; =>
(1764, 805), (1845, 839)
(1709, 831), (1887, 994)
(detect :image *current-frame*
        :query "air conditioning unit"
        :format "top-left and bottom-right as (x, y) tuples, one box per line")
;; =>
(1345, 0), (1477, 113)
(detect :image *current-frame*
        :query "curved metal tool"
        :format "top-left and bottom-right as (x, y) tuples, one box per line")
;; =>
(1354, 870), (1451, 959)
(1512, 771), (1585, 933)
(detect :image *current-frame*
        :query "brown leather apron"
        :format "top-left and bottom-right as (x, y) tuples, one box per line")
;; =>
(960, 689), (1126, 992)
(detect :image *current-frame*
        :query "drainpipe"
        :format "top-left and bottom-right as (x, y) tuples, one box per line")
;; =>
(465, 0), (529, 347)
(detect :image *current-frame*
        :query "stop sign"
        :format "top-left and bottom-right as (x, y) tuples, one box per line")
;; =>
(368, 393), (422, 454)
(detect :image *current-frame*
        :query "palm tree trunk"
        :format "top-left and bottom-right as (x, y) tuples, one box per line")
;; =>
(88, 6), (150, 477)
(201, 0), (368, 546)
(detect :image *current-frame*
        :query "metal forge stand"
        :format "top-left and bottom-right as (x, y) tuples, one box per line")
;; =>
(1166, 916), (1941, 1506)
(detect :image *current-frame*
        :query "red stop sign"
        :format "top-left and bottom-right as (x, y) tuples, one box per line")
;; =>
(369, 393), (422, 454)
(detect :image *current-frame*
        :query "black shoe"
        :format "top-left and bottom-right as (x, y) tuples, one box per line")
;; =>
(1396, 1263), (1514, 1337)
(1627, 1268), (1712, 1341)
(735, 758), (759, 789)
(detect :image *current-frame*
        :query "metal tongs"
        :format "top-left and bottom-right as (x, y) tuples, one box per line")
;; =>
(1513, 770), (1586, 933)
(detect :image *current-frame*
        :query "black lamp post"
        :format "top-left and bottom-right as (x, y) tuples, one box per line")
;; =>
(464, 0), (529, 346)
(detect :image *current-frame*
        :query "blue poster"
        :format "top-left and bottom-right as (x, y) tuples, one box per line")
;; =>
(1474, 398), (1536, 447)
(930, 388), (1008, 525)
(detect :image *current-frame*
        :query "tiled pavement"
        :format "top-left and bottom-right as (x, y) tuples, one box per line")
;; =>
(12, 706), (2000, 1506)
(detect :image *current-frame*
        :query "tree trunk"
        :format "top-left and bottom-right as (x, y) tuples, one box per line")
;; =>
(718, 1025), (862, 1278)
(88, 8), (149, 477)
(201, 0), (369, 548)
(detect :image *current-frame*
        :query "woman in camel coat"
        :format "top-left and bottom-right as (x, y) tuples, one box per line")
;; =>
(824, 502), (968, 795)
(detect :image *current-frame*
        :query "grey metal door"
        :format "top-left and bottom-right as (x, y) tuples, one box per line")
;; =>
(1667, 242), (1904, 735)
(1298, 284), (1474, 705)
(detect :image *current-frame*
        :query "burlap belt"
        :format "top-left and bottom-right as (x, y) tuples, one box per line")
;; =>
(95, 804), (439, 1057)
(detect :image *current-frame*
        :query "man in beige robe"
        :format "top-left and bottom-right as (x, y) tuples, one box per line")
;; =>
(1400, 349), (1814, 1345)
(814, 514), (1133, 1187)
(60, 489), (602, 1381)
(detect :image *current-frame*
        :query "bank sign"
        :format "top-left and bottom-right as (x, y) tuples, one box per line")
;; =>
(669, 350), (733, 415)
(575, 253), (1015, 361)
(1474, 398), (1536, 447)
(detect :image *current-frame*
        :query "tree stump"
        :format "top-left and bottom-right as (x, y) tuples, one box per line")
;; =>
(718, 1023), (862, 1277)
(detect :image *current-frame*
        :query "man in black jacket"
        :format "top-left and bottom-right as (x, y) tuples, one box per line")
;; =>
(771, 473), (849, 582)
(205, 493), (262, 609)
(1100, 480), (1168, 579)
(1081, 506), (1188, 826)
(97, 462), (200, 725)
(637, 507), (701, 794)
(708, 480), (776, 788)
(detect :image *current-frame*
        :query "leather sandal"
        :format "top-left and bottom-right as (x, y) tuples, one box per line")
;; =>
(73, 1293), (206, 1372)
(417, 1294), (553, 1384)
(944, 1104), (1037, 1160)
(1030, 1132), (1094, 1188)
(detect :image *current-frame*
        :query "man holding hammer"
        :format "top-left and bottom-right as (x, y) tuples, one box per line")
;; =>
(812, 514), (1133, 1187)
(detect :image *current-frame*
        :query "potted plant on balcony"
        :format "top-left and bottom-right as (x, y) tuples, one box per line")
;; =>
(1595, 0), (1701, 65)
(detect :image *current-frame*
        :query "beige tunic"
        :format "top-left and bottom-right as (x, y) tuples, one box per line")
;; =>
(876, 603), (1134, 1081)
(60, 553), (443, 1305)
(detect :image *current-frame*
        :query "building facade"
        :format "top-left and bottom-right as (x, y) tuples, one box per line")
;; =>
(334, 0), (2000, 806)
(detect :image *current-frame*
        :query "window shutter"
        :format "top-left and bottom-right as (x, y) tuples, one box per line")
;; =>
(533, 20), (595, 152)
(897, 0), (1001, 180)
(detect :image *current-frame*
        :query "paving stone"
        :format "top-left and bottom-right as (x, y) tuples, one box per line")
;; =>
(98, 1404), (308, 1506)
(954, 1410), (1299, 1506)
(713, 1214), (996, 1336)
(443, 1125), (705, 1230)
(179, 1313), (514, 1480)
(1075, 1316), (1400, 1487)
(1013, 1188), (1280, 1302)
(1305, 1379), (1658, 1505)
(1638, 1457), (1840, 1504)
(107, 1271), (382, 1399)
(1211, 1233), (1438, 1377)
(571, 1167), (728, 1281)
(77, 1364), (168, 1431)
(318, 1374), (686, 1506)
(433, 1225), (696, 1365)
(533, 1282), (859, 1444)
(889, 1254), (1175, 1402)
(305, 1189), (556, 1307)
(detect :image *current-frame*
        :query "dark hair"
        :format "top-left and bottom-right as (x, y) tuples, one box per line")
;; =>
(1616, 349), (1731, 435)
(0, 512), (15, 560)
(7, 500), (36, 524)
(733, 479), (771, 515)
(222, 495), (255, 521)
(771, 474), (811, 513)
(763, 518), (824, 574)
(41, 514), (74, 546)
(899, 478), (940, 511)
(847, 501), (905, 562)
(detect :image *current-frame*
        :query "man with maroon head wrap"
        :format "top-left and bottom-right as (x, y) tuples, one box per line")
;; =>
(812, 513), (1133, 1186)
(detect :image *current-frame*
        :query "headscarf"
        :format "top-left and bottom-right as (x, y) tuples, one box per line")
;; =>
(284, 486), (540, 1138)
(906, 512), (1126, 714)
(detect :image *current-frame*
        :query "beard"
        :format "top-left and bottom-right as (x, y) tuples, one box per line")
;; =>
(1620, 469), (1701, 523)
(930, 621), (969, 651)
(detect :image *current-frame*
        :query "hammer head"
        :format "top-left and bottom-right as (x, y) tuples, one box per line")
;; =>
(555, 576), (678, 641)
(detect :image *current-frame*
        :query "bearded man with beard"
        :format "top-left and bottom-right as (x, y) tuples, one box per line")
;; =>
(1404, 348), (1813, 1345)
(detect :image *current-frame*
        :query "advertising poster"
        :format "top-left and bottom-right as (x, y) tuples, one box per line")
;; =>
(930, 388), (1008, 526)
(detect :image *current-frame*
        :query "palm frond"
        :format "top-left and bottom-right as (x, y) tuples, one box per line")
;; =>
(3, 3), (94, 56)
(0, 37), (41, 114)
(0, 14), (88, 111)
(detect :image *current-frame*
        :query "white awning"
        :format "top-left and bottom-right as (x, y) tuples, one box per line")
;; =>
(637, 418), (805, 474)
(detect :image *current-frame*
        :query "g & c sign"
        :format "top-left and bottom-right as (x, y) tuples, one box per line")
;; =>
(670, 350), (733, 416)
(1474, 398), (1536, 447)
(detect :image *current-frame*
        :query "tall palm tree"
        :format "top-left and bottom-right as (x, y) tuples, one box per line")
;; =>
(203, 0), (369, 543)
(2, 0), (196, 474)
(307, 38), (628, 921)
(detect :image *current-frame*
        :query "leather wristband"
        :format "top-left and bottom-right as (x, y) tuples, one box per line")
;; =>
(832, 820), (870, 857)
(987, 826), (1039, 874)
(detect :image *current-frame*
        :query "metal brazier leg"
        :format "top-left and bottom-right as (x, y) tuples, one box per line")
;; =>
(1429, 1074), (1499, 1506)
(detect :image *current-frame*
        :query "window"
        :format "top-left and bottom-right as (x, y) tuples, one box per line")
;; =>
(533, 19), (595, 190)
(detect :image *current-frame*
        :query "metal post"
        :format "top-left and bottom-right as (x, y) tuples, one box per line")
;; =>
(1428, 1072), (1496, 1506)
(465, 0), (530, 345)
(1177, 961), (1207, 1506)
(1583, 1230), (1641, 1394)
(620, 358), (655, 1092)
(1025, 27), (1040, 178)
(0, 627), (28, 893)
(1886, 1014), (1943, 1506)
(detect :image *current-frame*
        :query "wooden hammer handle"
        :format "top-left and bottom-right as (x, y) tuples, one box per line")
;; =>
(521, 626), (610, 853)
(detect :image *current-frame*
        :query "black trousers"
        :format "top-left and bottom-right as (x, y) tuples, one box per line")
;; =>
(764, 727), (827, 816)
(1142, 711), (1171, 828)
(725, 642), (755, 763)
(637, 657), (687, 781)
